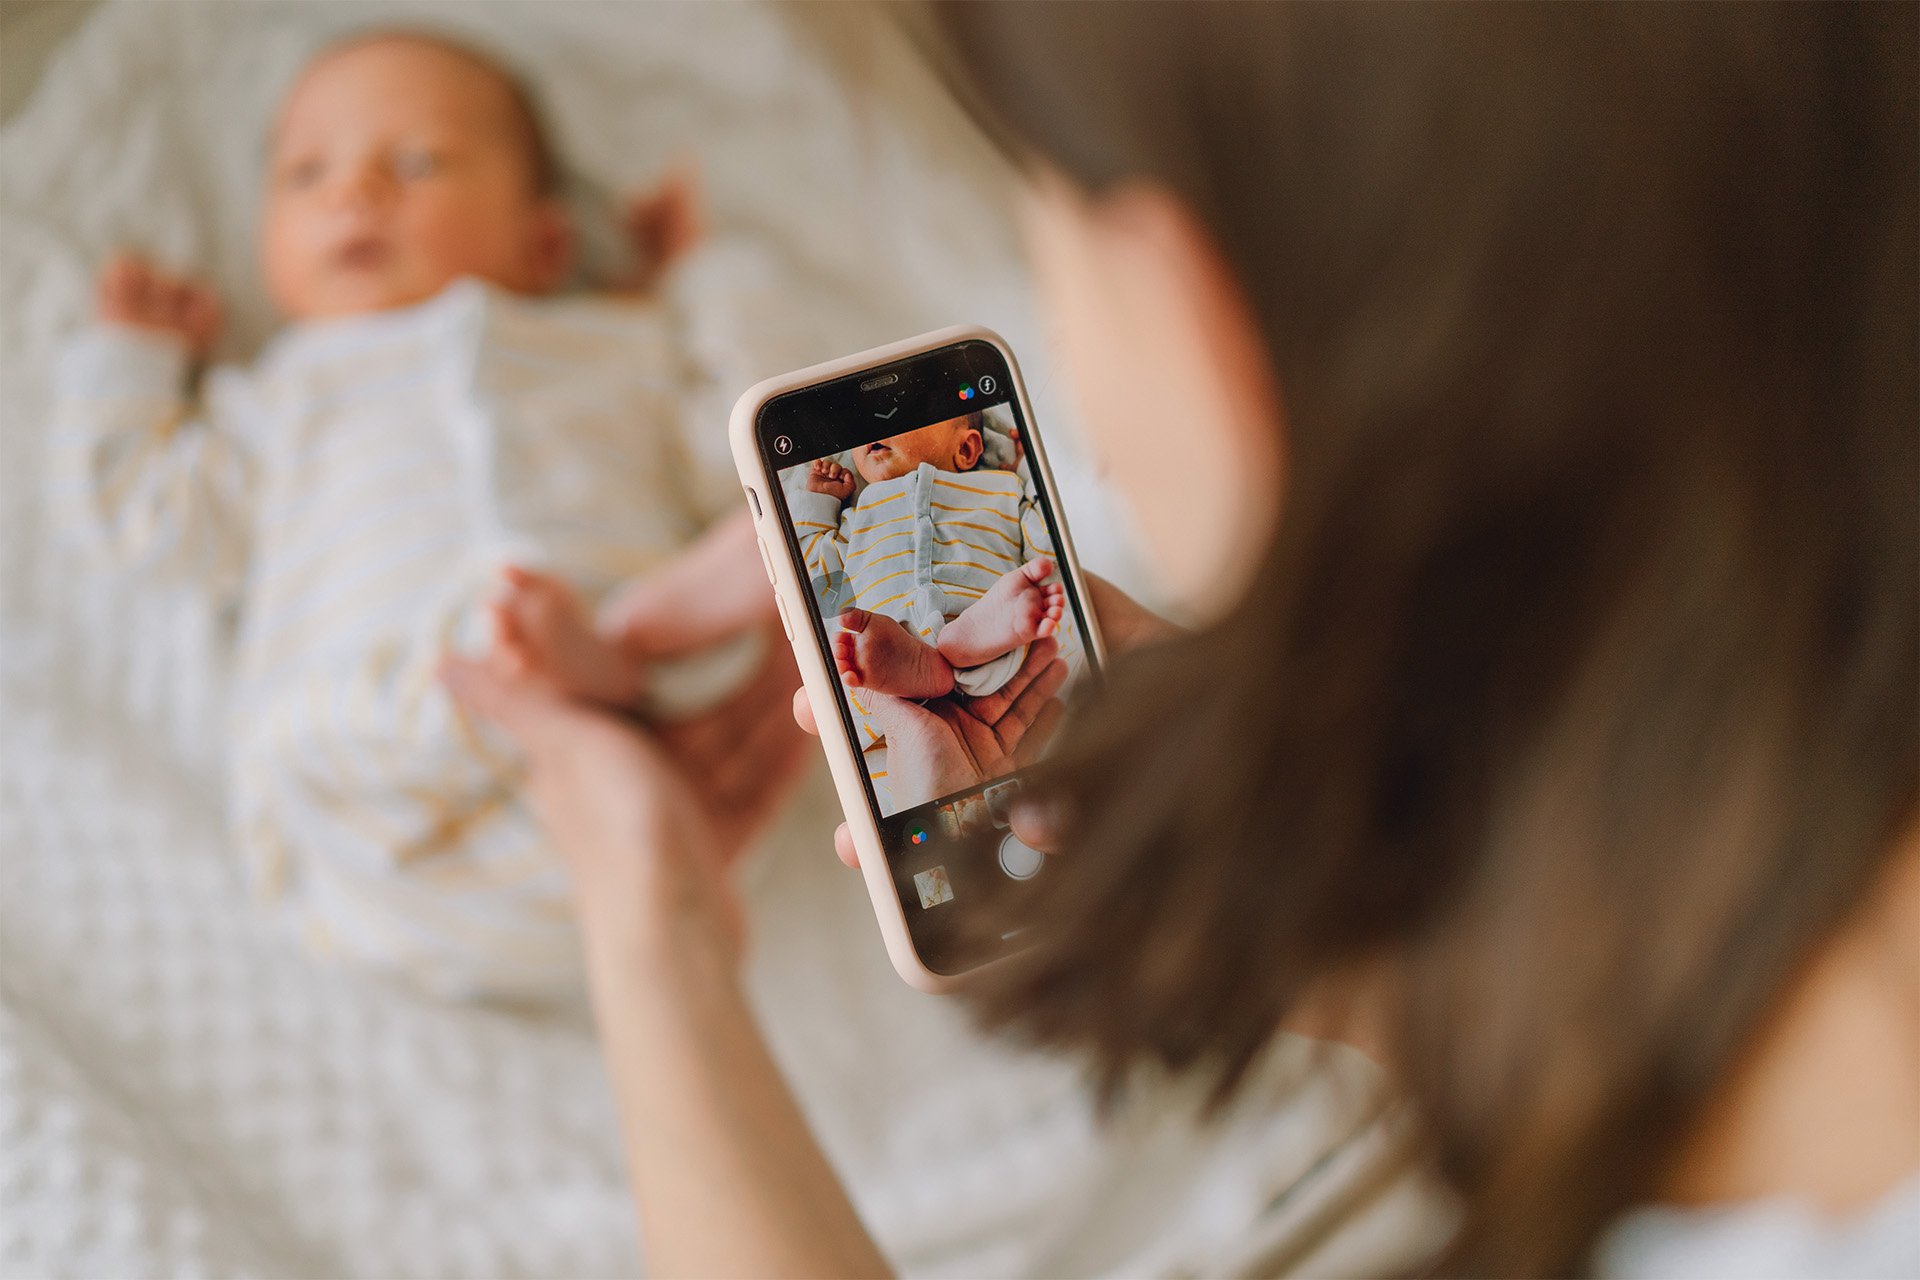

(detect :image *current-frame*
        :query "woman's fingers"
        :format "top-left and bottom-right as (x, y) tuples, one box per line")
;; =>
(994, 656), (1069, 752)
(792, 686), (818, 736)
(657, 636), (789, 768)
(1085, 572), (1181, 652)
(643, 642), (812, 863)
(439, 653), (514, 722)
(1012, 695), (1066, 769)
(1009, 799), (1066, 853)
(706, 669), (809, 806)
(440, 654), (575, 755)
(782, 690), (856, 868)
(714, 636), (798, 743)
(967, 637), (1061, 725)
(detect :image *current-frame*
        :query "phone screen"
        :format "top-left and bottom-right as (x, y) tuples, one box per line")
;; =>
(756, 340), (1098, 974)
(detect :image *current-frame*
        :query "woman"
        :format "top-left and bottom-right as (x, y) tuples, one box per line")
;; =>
(444, 4), (1917, 1275)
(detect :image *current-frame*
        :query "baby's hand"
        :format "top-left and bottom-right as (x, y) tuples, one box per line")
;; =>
(97, 253), (222, 360)
(806, 459), (856, 502)
(618, 166), (703, 293)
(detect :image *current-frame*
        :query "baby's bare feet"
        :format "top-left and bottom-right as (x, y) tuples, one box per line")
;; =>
(832, 608), (955, 699)
(489, 565), (647, 708)
(936, 558), (1065, 670)
(807, 459), (856, 502)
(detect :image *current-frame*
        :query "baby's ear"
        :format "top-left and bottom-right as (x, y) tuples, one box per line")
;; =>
(529, 198), (574, 293)
(955, 429), (985, 471)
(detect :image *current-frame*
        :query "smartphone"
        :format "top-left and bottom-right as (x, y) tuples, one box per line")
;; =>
(732, 327), (1105, 991)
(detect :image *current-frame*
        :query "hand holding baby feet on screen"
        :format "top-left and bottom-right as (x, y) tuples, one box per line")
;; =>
(798, 638), (1069, 868)
(832, 608), (956, 699)
(936, 557), (1065, 670)
(488, 565), (647, 708)
(806, 459), (856, 502)
(797, 572), (1178, 869)
(97, 252), (223, 360)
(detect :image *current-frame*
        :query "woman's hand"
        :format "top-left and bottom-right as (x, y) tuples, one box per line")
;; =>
(1082, 570), (1183, 652)
(441, 611), (805, 962)
(445, 569), (891, 1280)
(444, 657), (729, 951)
(797, 573), (1174, 867)
(446, 507), (803, 954)
(861, 638), (1068, 804)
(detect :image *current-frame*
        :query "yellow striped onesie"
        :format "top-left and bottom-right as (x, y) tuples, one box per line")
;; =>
(49, 280), (734, 1004)
(788, 461), (1083, 810)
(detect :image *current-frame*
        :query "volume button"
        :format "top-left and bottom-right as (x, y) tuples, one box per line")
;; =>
(773, 595), (794, 640)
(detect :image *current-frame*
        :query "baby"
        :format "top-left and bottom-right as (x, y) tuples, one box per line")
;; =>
(787, 413), (1077, 809)
(802, 415), (1065, 699)
(52, 31), (727, 1003)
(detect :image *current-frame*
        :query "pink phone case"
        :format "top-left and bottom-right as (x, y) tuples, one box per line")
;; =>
(730, 326), (1108, 991)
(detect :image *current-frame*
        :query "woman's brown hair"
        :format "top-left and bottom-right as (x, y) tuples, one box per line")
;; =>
(927, 3), (1917, 1274)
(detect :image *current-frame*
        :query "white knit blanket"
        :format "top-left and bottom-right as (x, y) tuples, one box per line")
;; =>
(0, 3), (1414, 1276)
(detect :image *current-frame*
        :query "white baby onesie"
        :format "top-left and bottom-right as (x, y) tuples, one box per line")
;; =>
(50, 280), (736, 1003)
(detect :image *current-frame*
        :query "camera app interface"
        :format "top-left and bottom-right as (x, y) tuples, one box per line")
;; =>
(760, 344), (1095, 970)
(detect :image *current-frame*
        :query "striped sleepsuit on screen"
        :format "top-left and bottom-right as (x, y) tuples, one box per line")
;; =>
(49, 280), (731, 1003)
(787, 461), (1083, 812)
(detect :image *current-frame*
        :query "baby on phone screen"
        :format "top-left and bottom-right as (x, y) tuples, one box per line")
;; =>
(790, 413), (1077, 725)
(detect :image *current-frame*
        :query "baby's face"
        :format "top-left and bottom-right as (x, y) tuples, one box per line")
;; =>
(854, 417), (984, 484)
(262, 37), (568, 321)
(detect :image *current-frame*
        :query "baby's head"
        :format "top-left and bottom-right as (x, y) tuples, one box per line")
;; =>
(262, 32), (570, 321)
(853, 413), (985, 485)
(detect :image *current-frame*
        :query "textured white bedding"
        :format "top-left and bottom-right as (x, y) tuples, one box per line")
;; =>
(0, 3), (1427, 1276)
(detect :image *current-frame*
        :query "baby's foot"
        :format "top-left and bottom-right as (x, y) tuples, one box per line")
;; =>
(936, 557), (1065, 670)
(832, 608), (955, 699)
(489, 565), (646, 708)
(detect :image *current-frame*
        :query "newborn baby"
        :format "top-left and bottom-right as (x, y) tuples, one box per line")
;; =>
(802, 415), (1064, 699)
(788, 413), (1077, 809)
(52, 32), (727, 1003)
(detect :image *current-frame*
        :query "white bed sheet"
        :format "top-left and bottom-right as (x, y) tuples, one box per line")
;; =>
(0, 3), (1427, 1276)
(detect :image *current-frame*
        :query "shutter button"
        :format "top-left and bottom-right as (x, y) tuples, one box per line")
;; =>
(998, 831), (1043, 880)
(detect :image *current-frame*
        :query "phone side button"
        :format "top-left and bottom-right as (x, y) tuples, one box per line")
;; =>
(773, 595), (793, 640)
(755, 536), (776, 585)
(744, 485), (763, 519)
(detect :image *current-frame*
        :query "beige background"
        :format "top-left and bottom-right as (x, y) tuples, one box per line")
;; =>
(0, 0), (96, 121)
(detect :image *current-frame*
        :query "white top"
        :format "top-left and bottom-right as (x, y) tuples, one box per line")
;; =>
(1596, 1173), (1920, 1279)
(49, 279), (733, 999)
